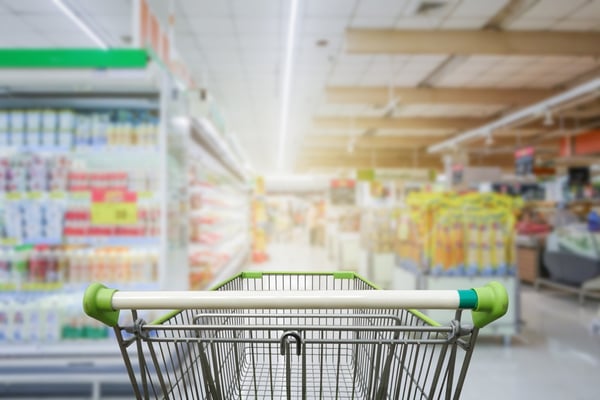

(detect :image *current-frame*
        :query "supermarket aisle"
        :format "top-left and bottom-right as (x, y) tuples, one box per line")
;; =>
(249, 242), (336, 272)
(249, 242), (600, 400)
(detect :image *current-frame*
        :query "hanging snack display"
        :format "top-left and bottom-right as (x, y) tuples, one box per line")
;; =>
(396, 192), (522, 276)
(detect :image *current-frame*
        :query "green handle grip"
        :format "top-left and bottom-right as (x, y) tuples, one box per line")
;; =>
(471, 281), (509, 329)
(83, 283), (120, 327)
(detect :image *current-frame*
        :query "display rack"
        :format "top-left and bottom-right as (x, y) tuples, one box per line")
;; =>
(359, 207), (396, 289)
(0, 53), (189, 397)
(392, 193), (521, 343)
(187, 118), (250, 289)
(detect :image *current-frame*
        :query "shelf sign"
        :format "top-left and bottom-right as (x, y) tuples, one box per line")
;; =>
(91, 190), (138, 225)
(330, 179), (356, 205)
(452, 164), (464, 185)
(137, 0), (194, 87)
(357, 169), (375, 182)
(515, 147), (535, 176)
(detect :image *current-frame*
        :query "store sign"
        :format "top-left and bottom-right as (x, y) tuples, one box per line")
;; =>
(356, 169), (375, 182)
(330, 179), (356, 205)
(91, 190), (138, 225)
(451, 165), (463, 185)
(138, 0), (194, 87)
(515, 147), (535, 176)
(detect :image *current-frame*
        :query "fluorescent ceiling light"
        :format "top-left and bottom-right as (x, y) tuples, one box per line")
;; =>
(52, 0), (108, 49)
(402, 0), (422, 16)
(428, 76), (600, 153)
(276, 0), (300, 170)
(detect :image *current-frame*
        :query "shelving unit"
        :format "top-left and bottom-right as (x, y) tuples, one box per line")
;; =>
(0, 52), (189, 397)
(187, 118), (250, 290)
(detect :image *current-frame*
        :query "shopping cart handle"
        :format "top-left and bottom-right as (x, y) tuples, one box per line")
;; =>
(84, 281), (508, 329)
(83, 283), (120, 327)
(470, 281), (509, 328)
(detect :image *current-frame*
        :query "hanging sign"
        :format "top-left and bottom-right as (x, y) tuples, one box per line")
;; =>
(451, 164), (464, 185)
(91, 190), (138, 225)
(330, 179), (356, 205)
(515, 147), (535, 176)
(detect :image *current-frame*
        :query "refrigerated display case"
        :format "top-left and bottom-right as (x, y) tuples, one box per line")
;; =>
(0, 52), (191, 397)
(187, 118), (251, 289)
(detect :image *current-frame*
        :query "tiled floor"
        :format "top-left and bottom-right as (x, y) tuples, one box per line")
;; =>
(251, 242), (600, 400)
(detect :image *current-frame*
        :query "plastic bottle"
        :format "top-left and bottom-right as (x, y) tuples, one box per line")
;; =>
(0, 249), (9, 283)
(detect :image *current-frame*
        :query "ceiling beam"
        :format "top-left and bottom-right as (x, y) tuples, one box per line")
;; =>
(302, 135), (445, 149)
(345, 29), (600, 56)
(313, 116), (490, 131)
(325, 86), (554, 106)
(295, 156), (517, 170)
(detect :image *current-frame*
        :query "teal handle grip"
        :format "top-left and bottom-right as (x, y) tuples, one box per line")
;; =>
(83, 283), (120, 327)
(471, 281), (509, 329)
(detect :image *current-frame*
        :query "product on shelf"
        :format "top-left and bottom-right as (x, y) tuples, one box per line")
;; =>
(0, 108), (158, 150)
(396, 192), (522, 276)
(0, 244), (158, 291)
(187, 156), (250, 288)
(361, 208), (395, 253)
(338, 209), (361, 233)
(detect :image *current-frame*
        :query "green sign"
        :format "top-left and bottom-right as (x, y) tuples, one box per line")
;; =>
(357, 169), (375, 182)
(0, 49), (148, 69)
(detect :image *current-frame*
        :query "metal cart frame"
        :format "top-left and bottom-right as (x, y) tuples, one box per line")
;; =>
(84, 271), (508, 399)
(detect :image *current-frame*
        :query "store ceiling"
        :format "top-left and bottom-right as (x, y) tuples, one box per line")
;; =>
(1, 0), (600, 173)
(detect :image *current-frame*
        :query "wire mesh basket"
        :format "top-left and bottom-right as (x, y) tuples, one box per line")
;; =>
(84, 271), (508, 399)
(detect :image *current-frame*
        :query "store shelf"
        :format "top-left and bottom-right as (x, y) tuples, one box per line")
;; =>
(206, 244), (250, 289)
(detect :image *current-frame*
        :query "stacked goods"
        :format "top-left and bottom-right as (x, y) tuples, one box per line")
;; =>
(397, 192), (522, 276)
(0, 109), (158, 150)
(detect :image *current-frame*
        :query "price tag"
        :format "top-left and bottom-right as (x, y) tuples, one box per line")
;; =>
(91, 202), (138, 225)
(70, 191), (91, 200)
(90, 189), (138, 225)
(138, 191), (154, 199)
(27, 191), (43, 200)
(5, 192), (22, 200)
(49, 191), (66, 200)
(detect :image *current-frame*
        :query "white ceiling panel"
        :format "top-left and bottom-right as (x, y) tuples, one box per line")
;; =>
(76, 0), (130, 16)
(0, 31), (52, 47)
(305, 0), (358, 17)
(507, 18), (554, 30)
(395, 16), (441, 29)
(570, 1), (600, 18)
(328, 74), (361, 86)
(521, 0), (587, 19)
(231, 0), (282, 17)
(177, 0), (231, 17)
(188, 18), (236, 34)
(392, 74), (426, 87)
(21, 15), (81, 32)
(45, 32), (100, 47)
(302, 17), (349, 34)
(239, 34), (281, 51)
(2, 0), (60, 13)
(450, 0), (508, 18)
(349, 16), (397, 28)
(440, 17), (487, 29)
(354, 0), (406, 17)
(234, 17), (282, 34)
(0, 14), (28, 32)
(335, 54), (373, 67)
(196, 34), (238, 50)
(359, 73), (393, 86)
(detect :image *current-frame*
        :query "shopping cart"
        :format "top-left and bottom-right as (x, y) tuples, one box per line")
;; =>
(84, 272), (508, 399)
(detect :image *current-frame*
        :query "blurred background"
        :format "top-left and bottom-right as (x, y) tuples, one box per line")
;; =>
(0, 0), (599, 399)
